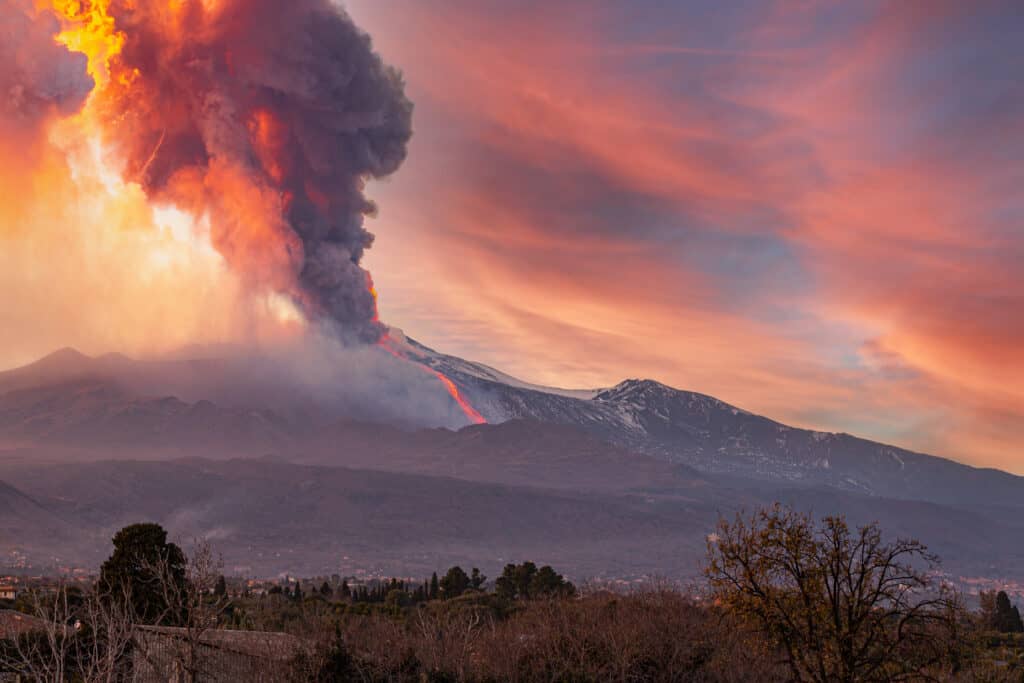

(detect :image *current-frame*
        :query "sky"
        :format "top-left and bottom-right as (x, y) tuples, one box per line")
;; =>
(0, 0), (1021, 473)
(344, 0), (1024, 472)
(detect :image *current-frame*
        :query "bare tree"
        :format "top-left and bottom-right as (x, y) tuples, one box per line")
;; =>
(0, 582), (138, 683)
(412, 603), (487, 680)
(73, 581), (137, 683)
(136, 539), (232, 683)
(705, 505), (963, 682)
(0, 585), (73, 682)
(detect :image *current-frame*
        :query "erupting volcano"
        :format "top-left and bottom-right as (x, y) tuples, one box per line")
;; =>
(378, 333), (487, 425)
(19, 0), (487, 425)
(368, 274), (486, 425)
(44, 0), (413, 343)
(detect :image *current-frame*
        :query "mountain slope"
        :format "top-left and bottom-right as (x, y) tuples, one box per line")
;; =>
(1, 456), (1022, 580)
(2, 345), (1023, 512)
(0, 457), (720, 577)
(407, 338), (1024, 507)
(0, 478), (80, 560)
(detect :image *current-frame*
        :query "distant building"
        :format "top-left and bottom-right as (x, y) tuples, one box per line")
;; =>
(0, 586), (16, 601)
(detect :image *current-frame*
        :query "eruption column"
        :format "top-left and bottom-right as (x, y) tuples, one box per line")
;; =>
(44, 0), (413, 344)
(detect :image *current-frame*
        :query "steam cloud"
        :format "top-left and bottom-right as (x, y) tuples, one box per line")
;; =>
(83, 0), (413, 343)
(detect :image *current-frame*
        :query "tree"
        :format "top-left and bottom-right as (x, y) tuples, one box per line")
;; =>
(470, 568), (487, 590)
(496, 562), (537, 600)
(340, 580), (351, 600)
(0, 582), (136, 682)
(705, 506), (961, 682)
(98, 523), (186, 624)
(136, 539), (232, 683)
(530, 565), (576, 598)
(214, 575), (227, 597)
(494, 562), (574, 600)
(429, 572), (440, 601)
(320, 581), (333, 598)
(993, 591), (1024, 633)
(440, 566), (471, 599)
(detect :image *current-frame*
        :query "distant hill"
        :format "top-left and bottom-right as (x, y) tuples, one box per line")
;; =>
(1, 455), (1022, 581)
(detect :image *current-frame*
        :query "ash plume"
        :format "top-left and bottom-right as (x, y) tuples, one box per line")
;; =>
(0, 2), (91, 134)
(73, 0), (413, 343)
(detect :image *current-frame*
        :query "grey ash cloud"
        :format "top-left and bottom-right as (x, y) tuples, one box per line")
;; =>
(94, 0), (414, 343)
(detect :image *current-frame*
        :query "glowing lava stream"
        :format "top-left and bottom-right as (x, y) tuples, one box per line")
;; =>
(366, 274), (484, 425)
(378, 335), (487, 425)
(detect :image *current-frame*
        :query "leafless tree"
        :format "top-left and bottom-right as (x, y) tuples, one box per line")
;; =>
(136, 539), (232, 683)
(705, 505), (963, 682)
(412, 602), (487, 680)
(73, 581), (137, 683)
(0, 585), (73, 682)
(0, 582), (137, 683)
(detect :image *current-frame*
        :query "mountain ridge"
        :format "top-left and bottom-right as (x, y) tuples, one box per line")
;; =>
(1, 344), (1023, 579)
(3, 345), (1022, 508)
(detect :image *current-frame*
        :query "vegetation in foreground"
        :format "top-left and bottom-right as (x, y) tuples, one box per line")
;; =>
(2, 509), (1024, 681)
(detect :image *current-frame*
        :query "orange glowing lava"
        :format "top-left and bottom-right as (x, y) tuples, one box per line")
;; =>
(431, 369), (487, 424)
(366, 273), (483, 423)
(372, 280), (487, 423)
(377, 333), (486, 426)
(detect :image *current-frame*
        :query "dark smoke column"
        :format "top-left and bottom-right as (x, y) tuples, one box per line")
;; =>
(90, 0), (413, 343)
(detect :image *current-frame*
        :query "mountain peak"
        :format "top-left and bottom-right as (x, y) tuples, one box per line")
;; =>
(39, 347), (89, 364)
(594, 379), (672, 402)
(6, 347), (94, 376)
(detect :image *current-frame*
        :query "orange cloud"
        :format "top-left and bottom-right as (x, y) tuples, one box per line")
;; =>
(353, 0), (1024, 471)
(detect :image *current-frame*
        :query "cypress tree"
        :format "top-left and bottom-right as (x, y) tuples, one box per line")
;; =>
(994, 591), (1024, 632)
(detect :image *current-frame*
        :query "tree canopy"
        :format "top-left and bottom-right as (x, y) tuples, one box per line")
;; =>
(705, 505), (960, 682)
(495, 562), (575, 600)
(439, 566), (470, 599)
(98, 523), (186, 625)
(981, 590), (1024, 633)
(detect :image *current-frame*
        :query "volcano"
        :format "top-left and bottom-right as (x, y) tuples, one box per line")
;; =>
(0, 339), (1022, 582)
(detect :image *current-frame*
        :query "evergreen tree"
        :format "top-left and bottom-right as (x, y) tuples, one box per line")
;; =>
(320, 581), (333, 598)
(495, 562), (575, 600)
(994, 591), (1024, 632)
(440, 566), (471, 599)
(530, 565), (576, 598)
(340, 580), (351, 599)
(470, 567), (487, 590)
(496, 562), (537, 600)
(98, 523), (187, 624)
(429, 572), (440, 600)
(214, 575), (228, 597)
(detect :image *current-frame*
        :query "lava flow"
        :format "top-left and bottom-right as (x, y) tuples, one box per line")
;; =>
(378, 334), (487, 426)
(368, 277), (485, 425)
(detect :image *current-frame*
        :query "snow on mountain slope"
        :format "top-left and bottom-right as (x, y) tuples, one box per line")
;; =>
(399, 338), (1024, 508)
(4, 341), (1023, 509)
(386, 330), (601, 400)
